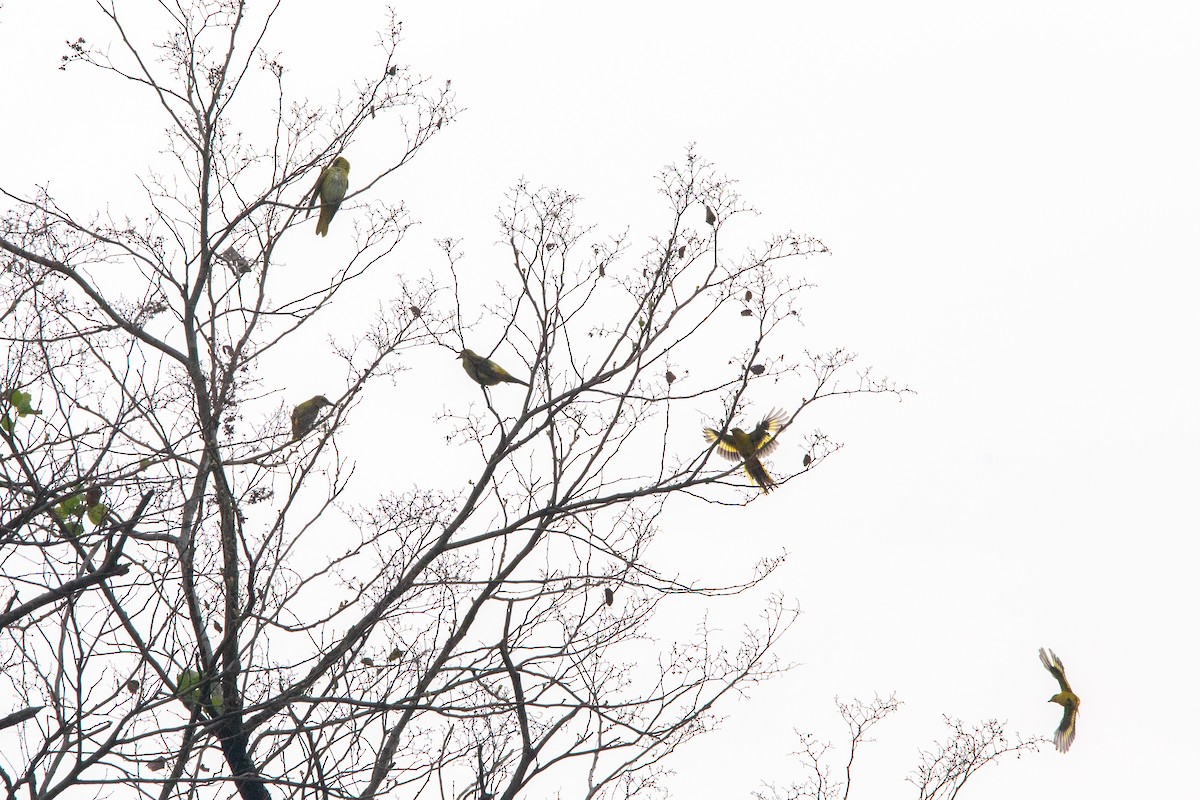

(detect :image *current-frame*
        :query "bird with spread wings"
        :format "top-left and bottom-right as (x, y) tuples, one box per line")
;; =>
(703, 408), (789, 493)
(1039, 647), (1080, 753)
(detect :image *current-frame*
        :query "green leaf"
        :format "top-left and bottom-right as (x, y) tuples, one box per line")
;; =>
(0, 414), (10, 433)
(55, 494), (86, 520)
(66, 522), (84, 538)
(177, 670), (203, 708)
(8, 390), (41, 417)
(87, 503), (109, 527)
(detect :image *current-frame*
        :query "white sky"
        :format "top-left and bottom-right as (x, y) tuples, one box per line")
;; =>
(4, 1), (1199, 798)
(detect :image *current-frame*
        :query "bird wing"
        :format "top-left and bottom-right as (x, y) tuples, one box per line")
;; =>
(1055, 705), (1077, 753)
(1039, 648), (1072, 693)
(703, 429), (744, 462)
(322, 167), (349, 205)
(303, 166), (327, 216)
(746, 409), (788, 456)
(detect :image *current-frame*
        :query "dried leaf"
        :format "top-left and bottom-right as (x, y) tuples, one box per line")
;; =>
(705, 205), (716, 225)
(218, 246), (252, 274)
(740, 309), (753, 317)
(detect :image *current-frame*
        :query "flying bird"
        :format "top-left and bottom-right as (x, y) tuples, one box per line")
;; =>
(305, 156), (351, 237)
(291, 395), (332, 440)
(703, 408), (788, 493)
(1039, 647), (1080, 753)
(458, 349), (529, 387)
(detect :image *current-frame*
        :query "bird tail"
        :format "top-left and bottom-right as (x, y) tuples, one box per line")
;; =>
(505, 374), (529, 387)
(743, 456), (777, 493)
(315, 210), (330, 237)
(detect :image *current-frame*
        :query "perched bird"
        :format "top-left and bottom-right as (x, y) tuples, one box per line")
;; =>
(458, 349), (529, 387)
(703, 408), (788, 493)
(291, 395), (332, 440)
(306, 156), (351, 237)
(1039, 647), (1080, 753)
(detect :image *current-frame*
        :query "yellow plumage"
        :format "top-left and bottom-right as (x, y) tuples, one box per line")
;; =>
(305, 156), (351, 237)
(702, 408), (788, 493)
(458, 349), (529, 387)
(291, 395), (332, 440)
(1039, 647), (1080, 753)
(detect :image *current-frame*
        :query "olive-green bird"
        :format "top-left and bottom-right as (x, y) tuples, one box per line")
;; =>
(306, 156), (351, 237)
(703, 408), (788, 493)
(1039, 647), (1080, 753)
(458, 349), (529, 387)
(291, 395), (332, 440)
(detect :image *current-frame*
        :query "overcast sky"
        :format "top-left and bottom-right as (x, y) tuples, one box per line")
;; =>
(4, 1), (1198, 798)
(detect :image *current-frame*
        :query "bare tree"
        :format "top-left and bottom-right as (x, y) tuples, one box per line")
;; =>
(756, 697), (1046, 800)
(0, 2), (903, 799)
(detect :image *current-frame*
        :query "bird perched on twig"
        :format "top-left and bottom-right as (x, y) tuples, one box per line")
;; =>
(1039, 647), (1080, 753)
(291, 396), (332, 440)
(703, 408), (788, 493)
(458, 349), (529, 388)
(305, 156), (351, 237)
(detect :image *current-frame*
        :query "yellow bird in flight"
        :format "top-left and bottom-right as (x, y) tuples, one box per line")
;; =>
(1039, 647), (1080, 753)
(703, 408), (788, 493)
